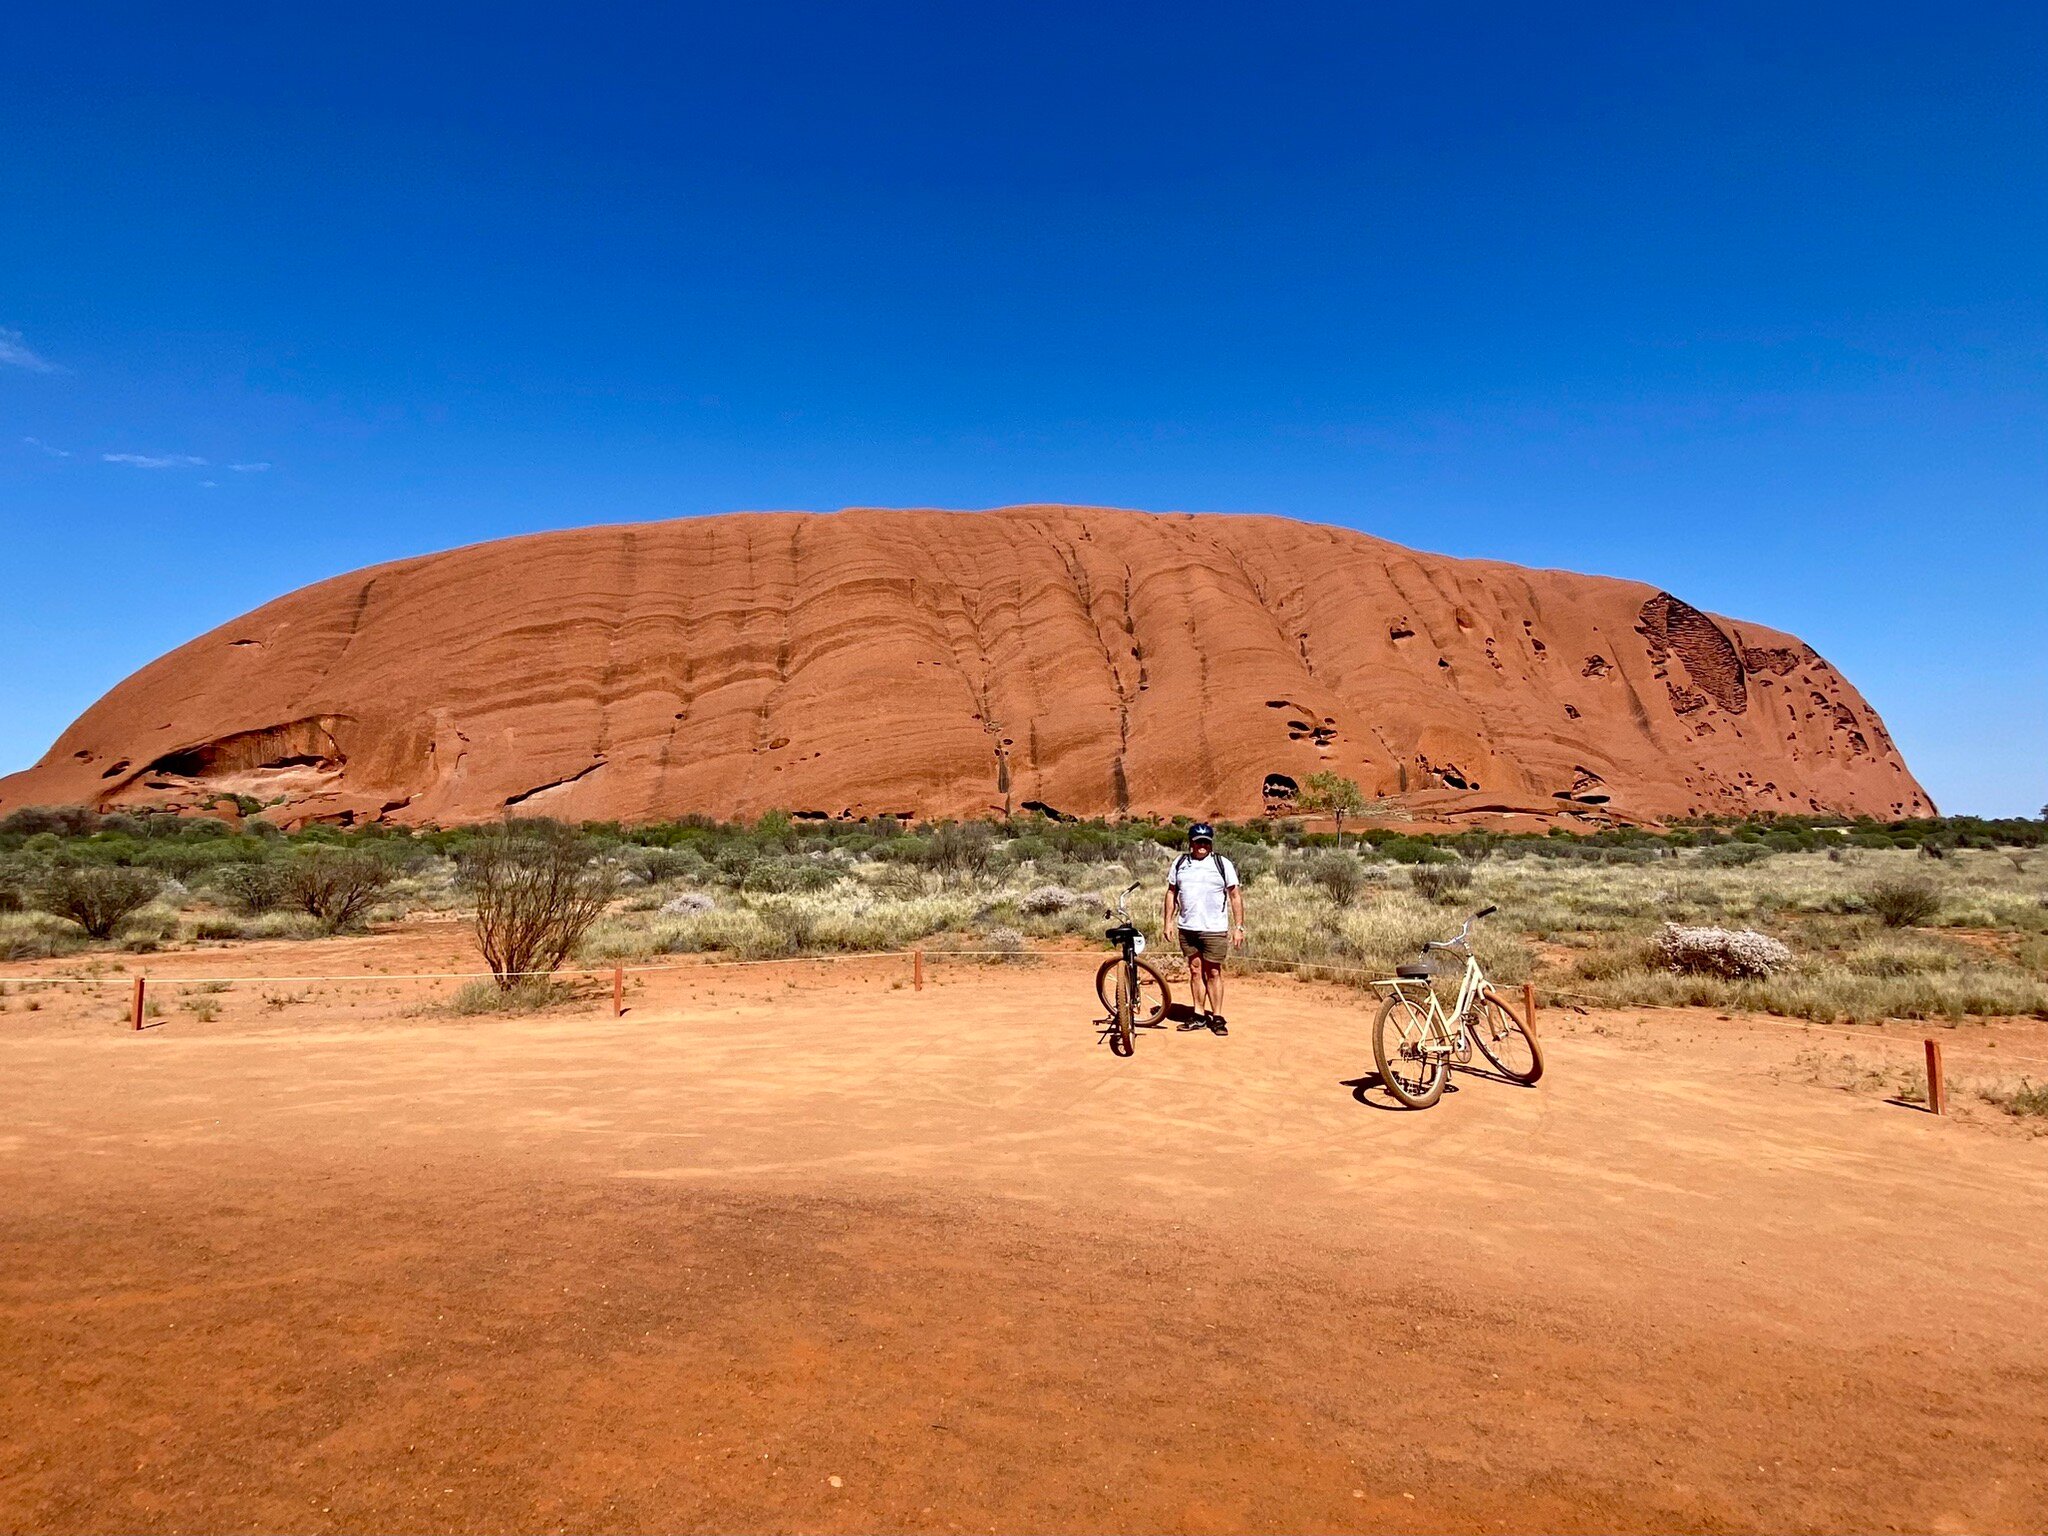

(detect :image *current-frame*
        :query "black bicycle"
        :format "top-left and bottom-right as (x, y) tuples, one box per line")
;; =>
(1098, 880), (1172, 1056)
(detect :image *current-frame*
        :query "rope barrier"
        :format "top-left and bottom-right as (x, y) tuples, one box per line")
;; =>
(10, 943), (2045, 1068)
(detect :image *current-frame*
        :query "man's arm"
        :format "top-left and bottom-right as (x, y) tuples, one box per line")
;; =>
(1228, 881), (1245, 946)
(1163, 881), (1178, 934)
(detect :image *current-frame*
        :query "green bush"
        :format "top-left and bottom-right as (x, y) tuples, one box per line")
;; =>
(1409, 864), (1475, 904)
(37, 866), (162, 939)
(284, 850), (395, 932)
(1308, 852), (1367, 907)
(209, 862), (291, 914)
(740, 857), (840, 894)
(1698, 843), (1772, 867)
(1867, 879), (1941, 928)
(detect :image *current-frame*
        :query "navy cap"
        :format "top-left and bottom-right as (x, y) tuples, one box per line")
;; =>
(1188, 822), (1215, 844)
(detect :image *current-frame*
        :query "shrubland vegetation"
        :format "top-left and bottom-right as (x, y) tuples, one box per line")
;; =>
(0, 803), (2043, 1023)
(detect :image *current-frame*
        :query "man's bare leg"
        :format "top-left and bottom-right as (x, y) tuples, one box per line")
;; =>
(1205, 960), (1225, 1021)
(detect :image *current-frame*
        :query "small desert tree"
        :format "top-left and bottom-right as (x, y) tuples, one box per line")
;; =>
(460, 822), (617, 989)
(283, 849), (395, 932)
(1298, 771), (1369, 851)
(37, 865), (162, 939)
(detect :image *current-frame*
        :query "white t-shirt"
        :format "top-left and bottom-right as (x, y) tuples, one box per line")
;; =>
(1169, 852), (1239, 933)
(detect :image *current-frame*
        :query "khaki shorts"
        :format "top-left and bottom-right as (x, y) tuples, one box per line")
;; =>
(1178, 928), (1230, 965)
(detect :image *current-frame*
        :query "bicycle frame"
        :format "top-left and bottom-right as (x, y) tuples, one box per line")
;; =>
(1373, 907), (1499, 1055)
(1101, 880), (1145, 1052)
(1375, 954), (1488, 1051)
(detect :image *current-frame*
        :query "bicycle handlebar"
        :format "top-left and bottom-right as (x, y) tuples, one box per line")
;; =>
(1423, 906), (1496, 953)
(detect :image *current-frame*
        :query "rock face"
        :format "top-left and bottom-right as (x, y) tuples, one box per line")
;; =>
(0, 506), (1933, 828)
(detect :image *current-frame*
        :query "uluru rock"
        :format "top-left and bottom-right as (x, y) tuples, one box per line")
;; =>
(0, 506), (1933, 828)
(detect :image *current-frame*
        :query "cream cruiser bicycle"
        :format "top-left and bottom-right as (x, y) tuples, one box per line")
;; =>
(1371, 905), (1544, 1109)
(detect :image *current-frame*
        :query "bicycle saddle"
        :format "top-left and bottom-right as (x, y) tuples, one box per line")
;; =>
(1396, 963), (1434, 980)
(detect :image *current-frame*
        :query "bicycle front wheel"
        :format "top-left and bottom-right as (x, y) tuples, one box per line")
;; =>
(1095, 956), (1170, 1027)
(1472, 992), (1544, 1084)
(1373, 992), (1447, 1108)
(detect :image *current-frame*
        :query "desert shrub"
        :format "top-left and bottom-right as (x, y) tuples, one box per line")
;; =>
(1007, 834), (1054, 866)
(1308, 852), (1367, 907)
(1373, 835), (1456, 866)
(1696, 843), (1772, 868)
(865, 864), (929, 899)
(238, 912), (324, 941)
(194, 916), (246, 940)
(1, 806), (99, 838)
(461, 823), (618, 987)
(1867, 879), (1941, 928)
(659, 891), (716, 917)
(120, 907), (180, 949)
(0, 912), (88, 961)
(1409, 864), (1475, 904)
(283, 850), (394, 932)
(1994, 1080), (2048, 1119)
(636, 846), (710, 884)
(980, 925), (1028, 962)
(740, 857), (840, 894)
(37, 866), (162, 939)
(926, 822), (996, 874)
(209, 861), (291, 915)
(759, 901), (819, 954)
(1843, 935), (1964, 978)
(1019, 884), (1081, 916)
(1652, 922), (1792, 980)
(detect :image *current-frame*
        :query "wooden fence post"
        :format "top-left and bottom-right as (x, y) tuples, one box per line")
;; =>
(1924, 1039), (1945, 1116)
(913, 948), (924, 992)
(613, 964), (624, 1018)
(131, 976), (146, 1032)
(1523, 981), (1537, 1029)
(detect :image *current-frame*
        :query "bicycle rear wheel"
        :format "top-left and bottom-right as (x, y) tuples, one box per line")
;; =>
(1472, 992), (1544, 1084)
(1111, 968), (1135, 1057)
(1373, 992), (1447, 1108)
(1095, 956), (1171, 1026)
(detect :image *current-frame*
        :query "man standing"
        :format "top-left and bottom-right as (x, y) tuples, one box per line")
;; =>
(1163, 823), (1243, 1035)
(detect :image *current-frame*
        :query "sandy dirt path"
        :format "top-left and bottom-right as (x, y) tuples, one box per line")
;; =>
(3, 932), (2046, 1532)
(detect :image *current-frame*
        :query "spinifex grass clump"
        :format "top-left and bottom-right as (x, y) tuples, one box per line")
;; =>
(1867, 879), (1942, 928)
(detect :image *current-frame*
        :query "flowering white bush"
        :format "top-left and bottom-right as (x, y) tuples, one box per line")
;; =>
(659, 891), (715, 917)
(1653, 922), (1791, 980)
(1019, 884), (1082, 915)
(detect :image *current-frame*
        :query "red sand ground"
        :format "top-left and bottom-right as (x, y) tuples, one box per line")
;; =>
(0, 506), (1932, 830)
(3, 923), (2044, 1533)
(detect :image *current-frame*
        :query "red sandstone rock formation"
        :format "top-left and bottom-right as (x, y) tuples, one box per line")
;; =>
(0, 507), (1934, 828)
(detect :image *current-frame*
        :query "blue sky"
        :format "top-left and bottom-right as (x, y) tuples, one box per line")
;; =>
(3, 3), (2042, 815)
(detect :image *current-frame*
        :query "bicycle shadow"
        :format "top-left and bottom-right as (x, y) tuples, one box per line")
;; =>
(1341, 1072), (1455, 1110)
(1096, 1000), (1208, 1049)
(1344, 1063), (1531, 1108)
